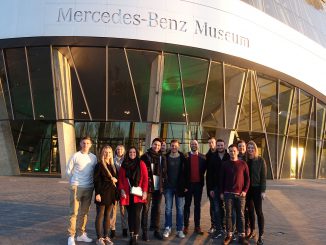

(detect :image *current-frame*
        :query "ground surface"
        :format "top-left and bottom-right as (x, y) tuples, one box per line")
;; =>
(0, 176), (325, 245)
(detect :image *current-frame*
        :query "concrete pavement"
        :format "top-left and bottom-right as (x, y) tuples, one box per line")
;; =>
(0, 176), (325, 245)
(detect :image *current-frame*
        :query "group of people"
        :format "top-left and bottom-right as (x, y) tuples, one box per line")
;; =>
(65, 136), (267, 245)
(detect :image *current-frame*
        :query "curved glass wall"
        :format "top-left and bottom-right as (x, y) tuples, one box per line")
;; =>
(1, 46), (326, 179)
(241, 0), (326, 47)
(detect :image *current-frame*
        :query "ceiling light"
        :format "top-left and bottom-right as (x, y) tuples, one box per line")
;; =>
(124, 110), (131, 115)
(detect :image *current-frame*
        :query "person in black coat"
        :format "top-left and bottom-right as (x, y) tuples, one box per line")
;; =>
(94, 145), (119, 245)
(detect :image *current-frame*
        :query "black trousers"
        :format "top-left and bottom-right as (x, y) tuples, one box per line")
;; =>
(126, 195), (142, 235)
(141, 190), (162, 232)
(95, 204), (114, 239)
(184, 183), (203, 228)
(246, 187), (265, 236)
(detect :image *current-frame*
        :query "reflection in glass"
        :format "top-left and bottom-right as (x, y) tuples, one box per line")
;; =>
(127, 50), (158, 121)
(69, 47), (106, 120)
(225, 65), (246, 129)
(281, 136), (297, 179)
(161, 54), (185, 122)
(28, 47), (56, 119)
(299, 91), (312, 138)
(108, 49), (139, 121)
(11, 121), (59, 173)
(319, 140), (326, 178)
(5, 48), (33, 119)
(180, 55), (208, 122)
(238, 73), (250, 131)
(202, 61), (223, 127)
(257, 76), (277, 133)
(251, 76), (263, 132)
(0, 54), (10, 120)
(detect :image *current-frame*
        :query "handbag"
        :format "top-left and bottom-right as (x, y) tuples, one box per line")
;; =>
(130, 186), (143, 197)
(128, 179), (143, 197)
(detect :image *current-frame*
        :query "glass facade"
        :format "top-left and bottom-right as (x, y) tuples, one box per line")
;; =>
(241, 0), (326, 48)
(1, 46), (326, 179)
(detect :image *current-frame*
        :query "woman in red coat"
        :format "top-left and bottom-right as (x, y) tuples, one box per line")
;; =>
(119, 147), (148, 245)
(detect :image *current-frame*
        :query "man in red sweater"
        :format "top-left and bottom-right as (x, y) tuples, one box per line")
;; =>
(220, 144), (250, 245)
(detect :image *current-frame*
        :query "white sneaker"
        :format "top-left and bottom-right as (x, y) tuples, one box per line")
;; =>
(163, 227), (171, 238)
(103, 237), (114, 245)
(96, 238), (106, 245)
(68, 236), (76, 245)
(76, 233), (93, 242)
(177, 230), (185, 238)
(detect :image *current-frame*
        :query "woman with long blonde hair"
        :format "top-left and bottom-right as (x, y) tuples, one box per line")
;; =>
(94, 145), (119, 245)
(246, 140), (267, 245)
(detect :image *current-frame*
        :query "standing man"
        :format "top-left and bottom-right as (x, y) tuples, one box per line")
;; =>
(163, 139), (187, 239)
(140, 138), (166, 241)
(66, 136), (97, 245)
(220, 144), (250, 245)
(183, 140), (206, 235)
(206, 138), (230, 238)
(110, 144), (128, 238)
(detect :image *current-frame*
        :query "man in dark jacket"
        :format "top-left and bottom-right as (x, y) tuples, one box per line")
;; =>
(162, 139), (187, 239)
(183, 139), (206, 235)
(206, 138), (230, 238)
(140, 138), (166, 241)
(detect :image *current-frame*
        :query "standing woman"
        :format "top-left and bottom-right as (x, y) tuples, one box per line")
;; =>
(246, 141), (267, 245)
(94, 145), (118, 245)
(119, 147), (148, 245)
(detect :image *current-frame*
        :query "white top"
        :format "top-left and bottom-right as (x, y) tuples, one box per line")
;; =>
(66, 151), (97, 188)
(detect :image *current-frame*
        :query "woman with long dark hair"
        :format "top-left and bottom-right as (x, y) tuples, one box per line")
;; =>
(118, 147), (148, 245)
(93, 145), (118, 245)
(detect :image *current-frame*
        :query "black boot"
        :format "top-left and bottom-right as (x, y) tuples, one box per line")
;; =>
(123, 228), (128, 237)
(129, 232), (134, 245)
(142, 230), (149, 241)
(110, 229), (116, 239)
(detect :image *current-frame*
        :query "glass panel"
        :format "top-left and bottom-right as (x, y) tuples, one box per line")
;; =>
(5, 48), (33, 119)
(252, 78), (264, 132)
(316, 102), (326, 140)
(257, 76), (277, 133)
(302, 101), (316, 179)
(108, 49), (139, 121)
(281, 136), (298, 179)
(12, 121), (59, 174)
(225, 65), (246, 129)
(180, 55), (208, 122)
(267, 133), (277, 179)
(127, 50), (158, 121)
(28, 47), (56, 120)
(160, 53), (185, 122)
(238, 74), (250, 131)
(0, 53), (10, 120)
(54, 47), (89, 120)
(299, 91), (312, 138)
(202, 61), (223, 127)
(69, 47), (106, 120)
(288, 88), (298, 137)
(319, 140), (326, 179)
(237, 131), (272, 178)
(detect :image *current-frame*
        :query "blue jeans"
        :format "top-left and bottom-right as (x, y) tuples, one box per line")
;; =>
(164, 188), (185, 231)
(224, 193), (246, 234)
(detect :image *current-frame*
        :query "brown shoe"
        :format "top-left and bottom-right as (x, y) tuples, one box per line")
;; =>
(195, 227), (204, 235)
(183, 226), (189, 235)
(223, 235), (232, 245)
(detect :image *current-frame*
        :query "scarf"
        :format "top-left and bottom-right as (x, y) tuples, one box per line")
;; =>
(122, 157), (141, 187)
(148, 148), (161, 176)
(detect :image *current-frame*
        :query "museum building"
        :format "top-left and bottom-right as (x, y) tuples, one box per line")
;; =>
(1, 0), (326, 179)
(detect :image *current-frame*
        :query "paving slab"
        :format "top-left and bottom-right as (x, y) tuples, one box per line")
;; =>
(0, 176), (325, 245)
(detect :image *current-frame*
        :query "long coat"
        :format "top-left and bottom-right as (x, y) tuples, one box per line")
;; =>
(118, 160), (148, 205)
(93, 162), (119, 206)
